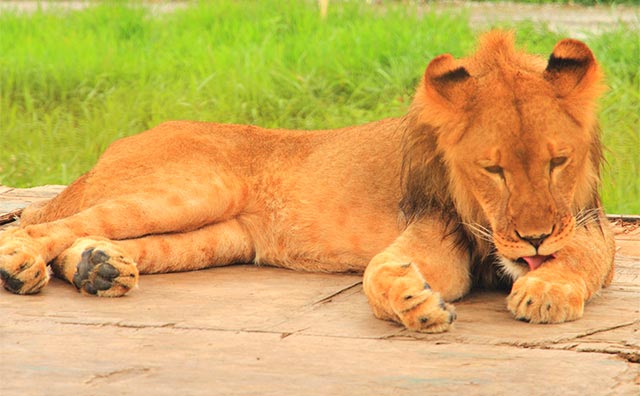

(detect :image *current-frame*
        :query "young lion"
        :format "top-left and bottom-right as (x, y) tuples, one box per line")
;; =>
(0, 31), (615, 333)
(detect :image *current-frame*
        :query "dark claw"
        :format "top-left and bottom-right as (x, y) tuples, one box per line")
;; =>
(423, 282), (431, 290)
(0, 268), (25, 293)
(404, 294), (413, 300)
(420, 316), (429, 324)
(526, 299), (533, 306)
(438, 299), (447, 311)
(448, 311), (457, 324)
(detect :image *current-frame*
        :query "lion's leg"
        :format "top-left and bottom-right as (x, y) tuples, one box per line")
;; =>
(507, 217), (616, 323)
(0, 183), (247, 295)
(119, 219), (254, 274)
(51, 219), (254, 296)
(363, 220), (471, 333)
(19, 200), (50, 225)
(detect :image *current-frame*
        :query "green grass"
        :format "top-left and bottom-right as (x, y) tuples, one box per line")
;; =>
(0, 1), (638, 213)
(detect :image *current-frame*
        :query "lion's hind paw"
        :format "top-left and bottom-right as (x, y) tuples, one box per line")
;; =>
(54, 238), (139, 297)
(0, 228), (49, 295)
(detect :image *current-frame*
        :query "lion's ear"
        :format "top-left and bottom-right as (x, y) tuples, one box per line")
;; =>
(544, 39), (603, 100)
(414, 54), (476, 144)
(424, 54), (474, 110)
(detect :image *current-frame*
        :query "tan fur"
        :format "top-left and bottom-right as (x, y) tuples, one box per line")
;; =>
(0, 31), (615, 333)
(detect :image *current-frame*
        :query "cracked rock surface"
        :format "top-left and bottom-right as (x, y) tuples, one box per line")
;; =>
(1, 187), (639, 394)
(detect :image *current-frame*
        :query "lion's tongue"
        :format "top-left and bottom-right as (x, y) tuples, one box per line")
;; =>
(521, 255), (553, 271)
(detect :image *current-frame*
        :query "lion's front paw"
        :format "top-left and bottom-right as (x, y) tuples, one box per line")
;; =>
(507, 276), (585, 323)
(0, 227), (49, 294)
(53, 238), (139, 297)
(391, 282), (457, 333)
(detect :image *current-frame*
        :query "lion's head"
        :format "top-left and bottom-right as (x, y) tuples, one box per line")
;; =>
(401, 31), (606, 283)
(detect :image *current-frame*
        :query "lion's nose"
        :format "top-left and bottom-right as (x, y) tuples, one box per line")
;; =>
(516, 231), (551, 249)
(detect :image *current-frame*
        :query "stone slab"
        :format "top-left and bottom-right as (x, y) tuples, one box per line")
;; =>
(1, 185), (638, 395)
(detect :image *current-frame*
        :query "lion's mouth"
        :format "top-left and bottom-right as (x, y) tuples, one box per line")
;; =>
(516, 254), (556, 271)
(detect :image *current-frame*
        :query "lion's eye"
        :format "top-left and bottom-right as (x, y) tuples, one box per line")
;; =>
(484, 166), (504, 176)
(550, 156), (568, 170)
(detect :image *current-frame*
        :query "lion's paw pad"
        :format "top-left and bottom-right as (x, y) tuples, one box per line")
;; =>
(73, 247), (138, 297)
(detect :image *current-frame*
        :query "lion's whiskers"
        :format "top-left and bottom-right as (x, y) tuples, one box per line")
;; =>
(463, 222), (494, 243)
(575, 208), (601, 228)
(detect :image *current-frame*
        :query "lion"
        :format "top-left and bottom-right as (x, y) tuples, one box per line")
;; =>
(0, 31), (615, 333)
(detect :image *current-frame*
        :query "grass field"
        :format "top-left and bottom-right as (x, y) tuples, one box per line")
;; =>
(0, 1), (638, 213)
